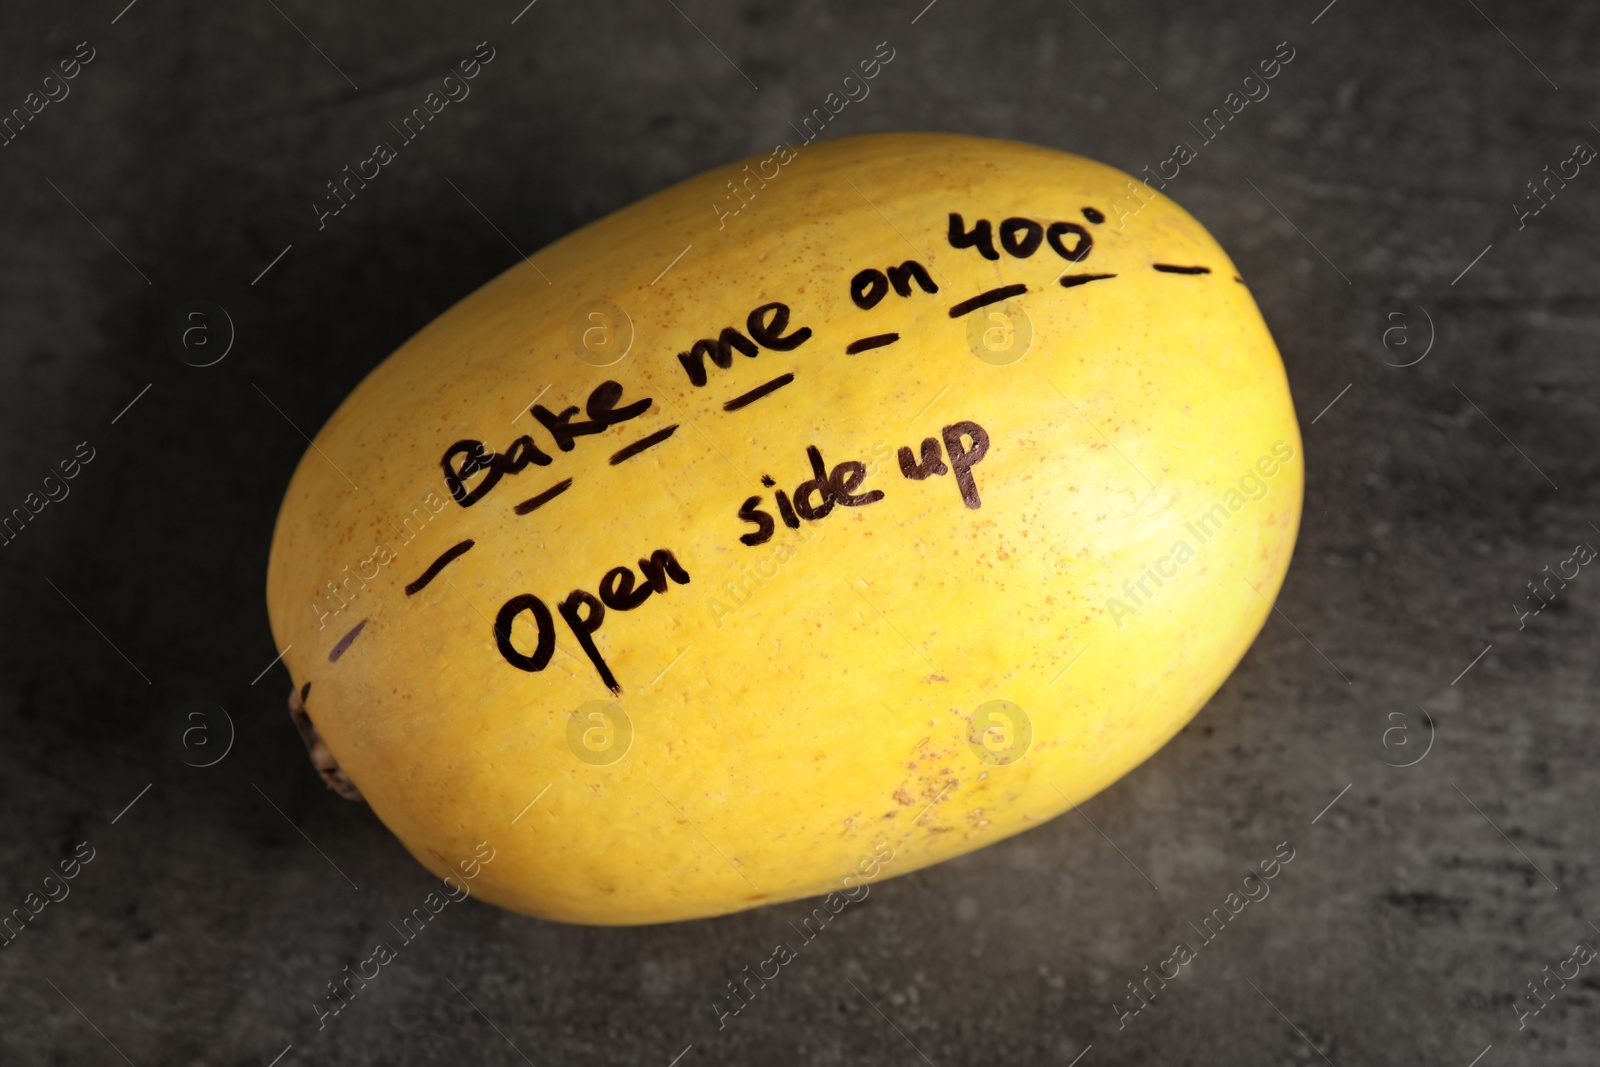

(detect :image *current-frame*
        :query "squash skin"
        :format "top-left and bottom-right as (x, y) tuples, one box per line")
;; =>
(265, 132), (1302, 925)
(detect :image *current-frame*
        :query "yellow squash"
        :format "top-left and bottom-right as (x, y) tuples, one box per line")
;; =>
(265, 132), (1302, 925)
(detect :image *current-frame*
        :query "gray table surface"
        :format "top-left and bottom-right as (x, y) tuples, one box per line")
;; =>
(1, 1), (1595, 1063)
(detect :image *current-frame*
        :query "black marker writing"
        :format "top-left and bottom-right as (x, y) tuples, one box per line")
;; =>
(1000, 217), (1045, 257)
(897, 438), (947, 479)
(610, 425), (678, 464)
(845, 332), (899, 354)
(534, 379), (652, 452)
(724, 374), (794, 412)
(948, 213), (999, 261)
(898, 420), (990, 509)
(495, 594), (555, 671)
(737, 445), (885, 545)
(405, 539), (475, 594)
(1046, 222), (1094, 262)
(329, 618), (366, 662)
(850, 260), (938, 309)
(948, 213), (1094, 264)
(677, 301), (812, 387)
(949, 284), (1027, 318)
(513, 478), (573, 516)
(494, 548), (691, 693)
(737, 495), (775, 546)
(442, 379), (652, 506)
(1060, 273), (1117, 289)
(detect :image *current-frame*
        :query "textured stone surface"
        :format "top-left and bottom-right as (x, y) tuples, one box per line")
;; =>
(0, 1), (1596, 1063)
